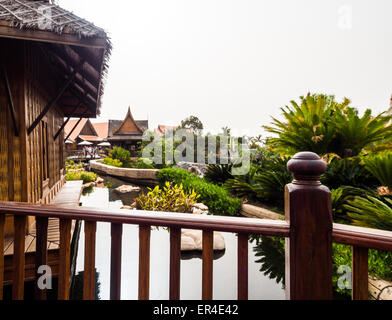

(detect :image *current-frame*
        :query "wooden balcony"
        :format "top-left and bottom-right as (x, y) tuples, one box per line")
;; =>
(0, 152), (392, 300)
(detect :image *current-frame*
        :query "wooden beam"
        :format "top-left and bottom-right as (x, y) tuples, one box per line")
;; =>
(53, 102), (82, 140)
(64, 109), (89, 142)
(27, 67), (78, 135)
(0, 64), (18, 136)
(0, 25), (108, 49)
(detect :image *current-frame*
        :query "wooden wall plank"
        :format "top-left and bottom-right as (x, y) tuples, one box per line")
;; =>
(0, 214), (4, 300)
(12, 215), (26, 300)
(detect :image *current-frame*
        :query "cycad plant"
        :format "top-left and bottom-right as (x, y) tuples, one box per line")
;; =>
(264, 93), (392, 158)
(345, 196), (392, 231)
(363, 152), (392, 189)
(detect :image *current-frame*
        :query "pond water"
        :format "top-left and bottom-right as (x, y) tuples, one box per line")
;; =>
(74, 175), (285, 300)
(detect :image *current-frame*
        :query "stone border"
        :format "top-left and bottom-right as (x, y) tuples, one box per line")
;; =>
(241, 203), (283, 220)
(90, 160), (159, 185)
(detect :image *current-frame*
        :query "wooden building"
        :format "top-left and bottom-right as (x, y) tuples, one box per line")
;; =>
(0, 0), (110, 207)
(64, 118), (104, 151)
(0, 0), (110, 282)
(107, 107), (148, 154)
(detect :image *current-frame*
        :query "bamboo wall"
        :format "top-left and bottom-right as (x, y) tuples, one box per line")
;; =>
(0, 38), (65, 208)
(24, 42), (65, 204)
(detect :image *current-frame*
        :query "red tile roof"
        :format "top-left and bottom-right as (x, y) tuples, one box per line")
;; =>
(92, 122), (109, 139)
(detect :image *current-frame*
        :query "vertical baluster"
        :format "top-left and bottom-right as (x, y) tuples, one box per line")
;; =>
(352, 246), (368, 300)
(110, 223), (122, 300)
(0, 214), (4, 300)
(237, 233), (248, 300)
(138, 225), (150, 300)
(58, 218), (71, 300)
(13, 215), (26, 300)
(202, 230), (213, 300)
(35, 216), (48, 300)
(84, 221), (97, 300)
(169, 227), (181, 300)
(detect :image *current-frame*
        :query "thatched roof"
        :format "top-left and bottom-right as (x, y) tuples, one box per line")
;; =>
(0, 0), (111, 117)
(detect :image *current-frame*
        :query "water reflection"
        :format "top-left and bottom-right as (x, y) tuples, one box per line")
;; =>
(76, 179), (285, 300)
(251, 236), (285, 287)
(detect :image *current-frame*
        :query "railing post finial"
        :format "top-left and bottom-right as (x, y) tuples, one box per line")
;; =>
(285, 151), (333, 300)
(287, 151), (327, 184)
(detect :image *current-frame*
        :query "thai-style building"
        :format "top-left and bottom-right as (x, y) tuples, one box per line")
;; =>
(0, 0), (110, 290)
(107, 107), (148, 155)
(64, 118), (105, 151)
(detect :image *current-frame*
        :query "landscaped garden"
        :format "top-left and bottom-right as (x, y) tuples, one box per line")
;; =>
(82, 93), (392, 299)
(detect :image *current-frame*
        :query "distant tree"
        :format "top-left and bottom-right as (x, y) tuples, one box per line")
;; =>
(180, 115), (204, 135)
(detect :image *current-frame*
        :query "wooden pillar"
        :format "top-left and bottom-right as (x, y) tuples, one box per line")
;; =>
(285, 152), (333, 300)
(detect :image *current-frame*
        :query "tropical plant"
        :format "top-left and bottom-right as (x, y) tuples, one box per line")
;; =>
(321, 157), (379, 190)
(224, 156), (292, 208)
(157, 168), (242, 216)
(345, 195), (392, 231)
(363, 152), (392, 188)
(330, 186), (377, 223)
(135, 182), (199, 213)
(264, 93), (392, 158)
(204, 163), (234, 185)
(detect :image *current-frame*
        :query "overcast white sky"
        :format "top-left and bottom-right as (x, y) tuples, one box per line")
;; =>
(59, 0), (392, 137)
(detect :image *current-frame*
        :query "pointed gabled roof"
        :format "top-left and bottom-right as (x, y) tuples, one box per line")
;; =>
(113, 107), (144, 135)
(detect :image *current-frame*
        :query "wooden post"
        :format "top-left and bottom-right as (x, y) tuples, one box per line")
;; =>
(285, 152), (333, 300)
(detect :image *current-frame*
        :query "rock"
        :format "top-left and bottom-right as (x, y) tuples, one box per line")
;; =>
(115, 185), (141, 193)
(83, 182), (95, 188)
(188, 166), (202, 176)
(241, 203), (283, 220)
(96, 177), (104, 184)
(175, 162), (208, 177)
(192, 209), (203, 215)
(120, 205), (132, 210)
(180, 229), (225, 251)
(194, 203), (208, 211)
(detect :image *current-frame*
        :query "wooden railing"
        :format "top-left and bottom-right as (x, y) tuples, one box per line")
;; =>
(0, 151), (391, 300)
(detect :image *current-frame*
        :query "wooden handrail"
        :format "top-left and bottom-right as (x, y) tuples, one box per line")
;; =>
(333, 223), (392, 251)
(2, 153), (392, 301)
(0, 202), (290, 236)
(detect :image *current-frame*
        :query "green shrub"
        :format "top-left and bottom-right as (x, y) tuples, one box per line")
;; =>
(157, 168), (242, 216)
(66, 170), (97, 184)
(134, 158), (155, 169)
(80, 172), (97, 184)
(110, 146), (131, 167)
(135, 182), (199, 213)
(363, 152), (392, 188)
(103, 157), (123, 167)
(66, 160), (83, 171)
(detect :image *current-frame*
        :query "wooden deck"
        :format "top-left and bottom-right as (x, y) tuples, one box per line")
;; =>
(3, 181), (83, 285)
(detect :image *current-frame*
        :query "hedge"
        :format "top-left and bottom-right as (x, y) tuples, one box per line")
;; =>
(157, 168), (242, 216)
